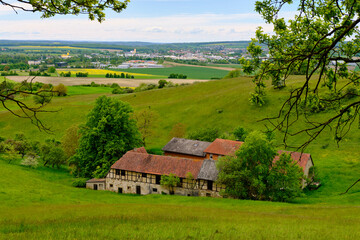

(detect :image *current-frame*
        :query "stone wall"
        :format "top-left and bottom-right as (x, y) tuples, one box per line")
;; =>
(106, 169), (224, 197)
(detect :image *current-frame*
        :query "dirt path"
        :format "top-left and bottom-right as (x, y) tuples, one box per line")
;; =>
(163, 61), (236, 71)
(7, 76), (209, 87)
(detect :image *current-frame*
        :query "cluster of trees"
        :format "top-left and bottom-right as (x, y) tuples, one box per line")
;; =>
(217, 131), (304, 202)
(29, 70), (50, 76)
(168, 73), (187, 79)
(75, 72), (88, 77)
(1, 70), (18, 76)
(0, 134), (68, 169)
(105, 72), (134, 79)
(60, 71), (71, 77)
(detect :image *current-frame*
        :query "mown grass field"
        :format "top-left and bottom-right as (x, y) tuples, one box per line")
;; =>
(0, 76), (360, 239)
(120, 66), (230, 79)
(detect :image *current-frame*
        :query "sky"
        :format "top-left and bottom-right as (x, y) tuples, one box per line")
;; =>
(0, 0), (297, 43)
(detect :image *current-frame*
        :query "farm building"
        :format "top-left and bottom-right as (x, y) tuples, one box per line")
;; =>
(162, 138), (211, 160)
(88, 138), (314, 196)
(86, 178), (106, 190)
(105, 147), (224, 197)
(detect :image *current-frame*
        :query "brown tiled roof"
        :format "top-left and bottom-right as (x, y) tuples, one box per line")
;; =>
(132, 147), (147, 154)
(204, 138), (243, 156)
(162, 138), (211, 157)
(274, 151), (312, 171)
(86, 178), (106, 183)
(111, 151), (203, 178)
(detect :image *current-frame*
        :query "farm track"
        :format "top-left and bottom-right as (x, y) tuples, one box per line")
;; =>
(7, 76), (209, 87)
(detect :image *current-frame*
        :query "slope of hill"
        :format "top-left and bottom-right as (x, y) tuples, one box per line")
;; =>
(1, 76), (360, 238)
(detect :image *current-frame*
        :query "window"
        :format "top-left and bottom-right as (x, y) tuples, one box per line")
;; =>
(118, 188), (122, 194)
(209, 154), (213, 160)
(156, 175), (161, 184)
(121, 170), (126, 176)
(142, 173), (147, 178)
(206, 193), (211, 197)
(207, 181), (213, 191)
(127, 186), (131, 190)
(110, 184), (113, 188)
(115, 169), (120, 175)
(153, 188), (157, 192)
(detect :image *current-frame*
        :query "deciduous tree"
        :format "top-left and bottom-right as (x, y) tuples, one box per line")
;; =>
(243, 0), (360, 149)
(217, 131), (304, 202)
(70, 96), (142, 178)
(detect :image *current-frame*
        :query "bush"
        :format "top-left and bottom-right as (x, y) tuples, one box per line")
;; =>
(21, 155), (39, 168)
(72, 178), (87, 188)
(112, 88), (125, 94)
(224, 69), (241, 79)
(158, 80), (168, 88)
(111, 83), (120, 88)
(187, 127), (220, 142)
(75, 72), (88, 77)
(53, 83), (67, 96)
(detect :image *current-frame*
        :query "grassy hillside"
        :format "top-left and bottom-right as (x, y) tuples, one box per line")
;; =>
(1, 158), (360, 239)
(1, 76), (360, 238)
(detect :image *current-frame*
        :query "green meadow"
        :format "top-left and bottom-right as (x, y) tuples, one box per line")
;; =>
(1, 76), (360, 239)
(119, 66), (230, 79)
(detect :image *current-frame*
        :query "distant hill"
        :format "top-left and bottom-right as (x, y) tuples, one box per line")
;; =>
(0, 40), (251, 51)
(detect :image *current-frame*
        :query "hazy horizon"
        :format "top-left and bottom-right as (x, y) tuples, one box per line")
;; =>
(1, 0), (297, 43)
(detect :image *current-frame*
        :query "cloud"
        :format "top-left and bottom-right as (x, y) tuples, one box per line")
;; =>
(0, 13), (280, 42)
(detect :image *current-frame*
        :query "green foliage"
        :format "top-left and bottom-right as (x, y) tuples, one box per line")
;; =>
(71, 178), (88, 188)
(70, 96), (142, 178)
(187, 127), (220, 142)
(60, 71), (71, 77)
(267, 153), (304, 202)
(40, 139), (67, 168)
(233, 126), (247, 141)
(75, 72), (89, 77)
(217, 131), (303, 202)
(246, 0), (360, 142)
(224, 69), (242, 79)
(169, 73), (187, 79)
(160, 173), (180, 194)
(53, 83), (68, 96)
(47, 66), (56, 73)
(0, 0), (129, 22)
(158, 80), (168, 88)
(20, 154), (39, 168)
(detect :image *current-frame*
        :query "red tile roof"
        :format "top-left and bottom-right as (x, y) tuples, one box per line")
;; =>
(132, 147), (147, 154)
(111, 151), (203, 178)
(274, 151), (312, 171)
(204, 138), (244, 156)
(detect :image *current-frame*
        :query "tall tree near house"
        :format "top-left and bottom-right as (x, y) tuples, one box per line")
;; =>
(133, 108), (158, 147)
(70, 96), (142, 178)
(242, 0), (360, 150)
(0, 0), (130, 130)
(217, 131), (304, 202)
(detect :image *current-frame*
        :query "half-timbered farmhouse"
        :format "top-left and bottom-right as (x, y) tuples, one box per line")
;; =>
(86, 138), (314, 196)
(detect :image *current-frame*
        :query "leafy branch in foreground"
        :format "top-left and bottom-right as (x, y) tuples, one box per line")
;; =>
(0, 0), (129, 22)
(243, 0), (360, 150)
(0, 77), (58, 132)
